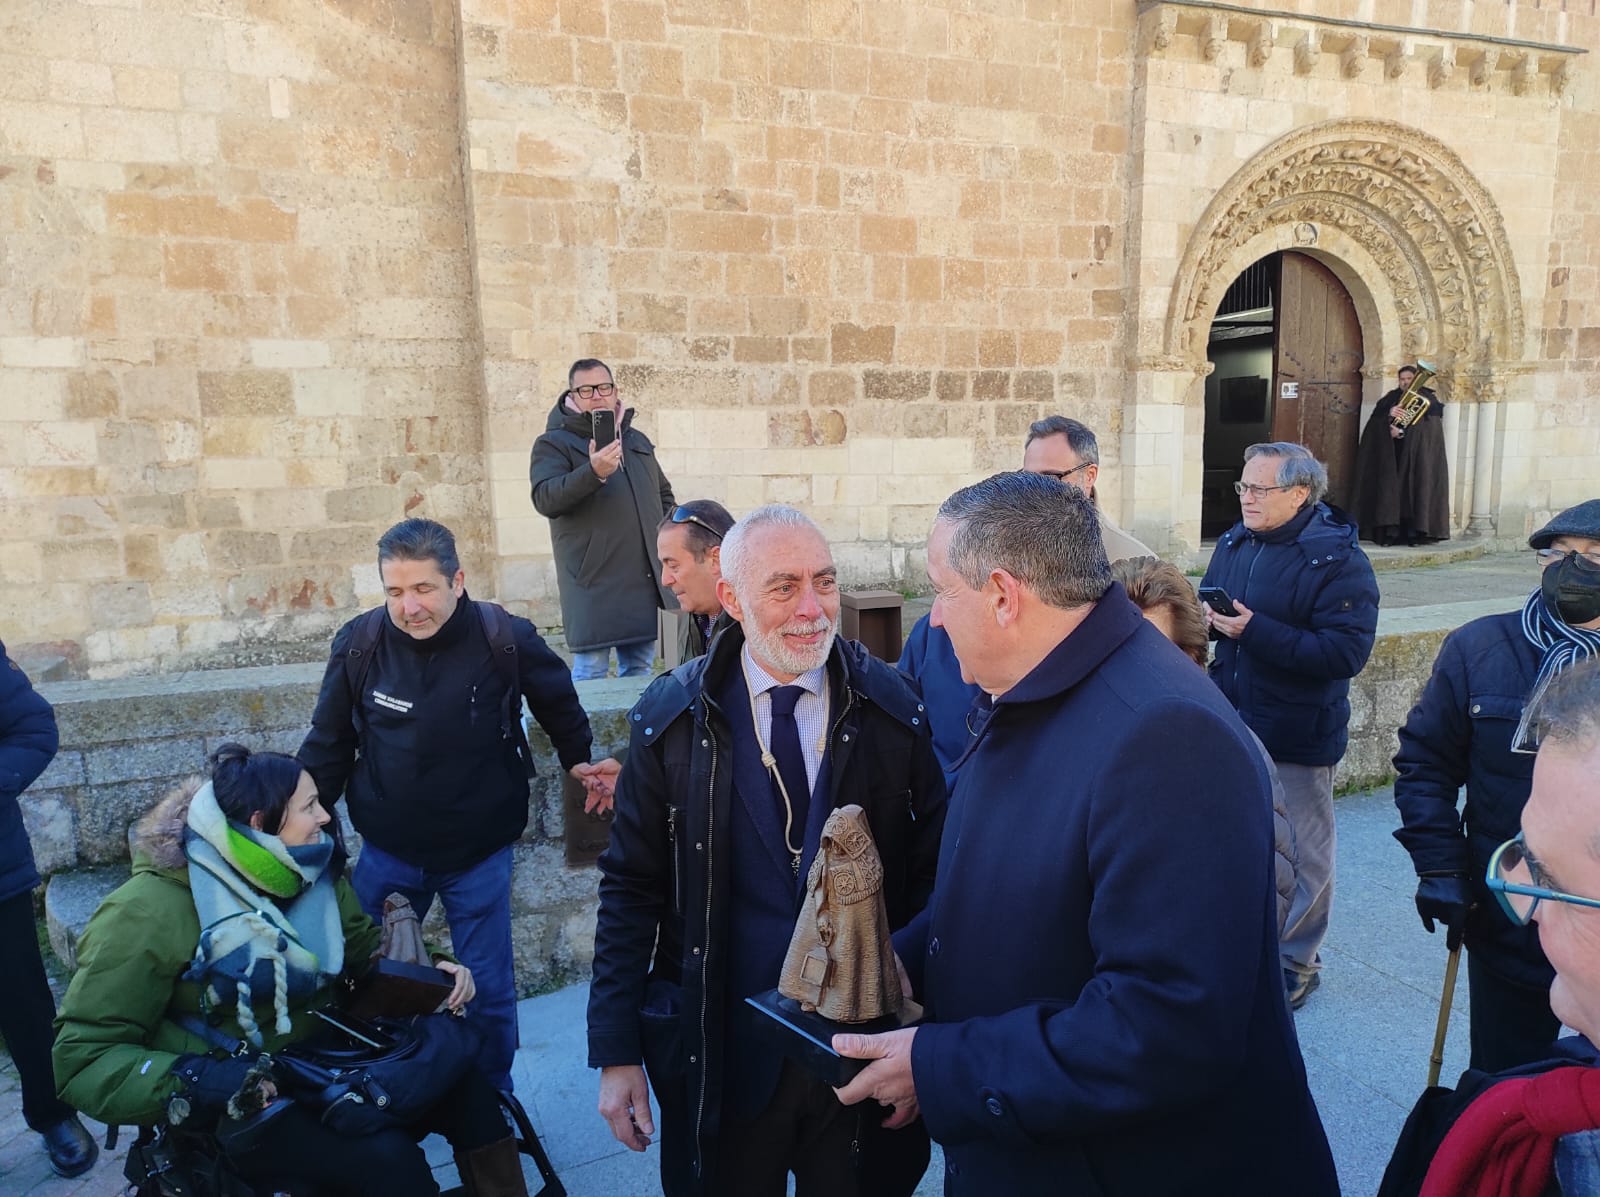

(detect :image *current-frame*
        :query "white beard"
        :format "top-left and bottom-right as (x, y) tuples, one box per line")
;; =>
(744, 616), (836, 678)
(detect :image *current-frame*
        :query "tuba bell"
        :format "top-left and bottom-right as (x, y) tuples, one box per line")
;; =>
(1388, 360), (1437, 439)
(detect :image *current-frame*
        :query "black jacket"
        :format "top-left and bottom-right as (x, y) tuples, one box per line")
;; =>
(586, 627), (947, 1190)
(0, 641), (59, 904)
(298, 598), (593, 872)
(1393, 608), (1553, 989)
(1202, 503), (1380, 765)
(530, 400), (676, 652)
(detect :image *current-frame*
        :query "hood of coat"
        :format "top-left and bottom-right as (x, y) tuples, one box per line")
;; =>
(131, 779), (202, 874)
(545, 397), (638, 438)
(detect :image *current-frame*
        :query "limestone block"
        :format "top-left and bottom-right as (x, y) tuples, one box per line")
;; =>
(46, 868), (129, 972)
(71, 778), (177, 862)
(2, 337), (86, 369)
(20, 792), (76, 876)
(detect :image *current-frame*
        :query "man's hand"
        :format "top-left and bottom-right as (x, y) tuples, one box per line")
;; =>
(434, 960), (475, 1011)
(832, 1028), (921, 1129)
(1390, 423), (1404, 440)
(1204, 598), (1254, 640)
(570, 759), (621, 815)
(589, 438), (624, 480)
(598, 1064), (654, 1151)
(1415, 872), (1473, 935)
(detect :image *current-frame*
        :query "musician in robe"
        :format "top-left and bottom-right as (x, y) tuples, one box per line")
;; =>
(1353, 363), (1451, 547)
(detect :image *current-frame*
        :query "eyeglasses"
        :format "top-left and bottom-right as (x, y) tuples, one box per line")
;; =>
(1536, 547), (1600, 567)
(1037, 462), (1093, 482)
(1233, 481), (1295, 498)
(670, 506), (725, 542)
(1486, 832), (1600, 926)
(570, 383), (616, 400)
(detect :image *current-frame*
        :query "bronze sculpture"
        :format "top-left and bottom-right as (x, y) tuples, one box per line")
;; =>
(778, 804), (904, 1024)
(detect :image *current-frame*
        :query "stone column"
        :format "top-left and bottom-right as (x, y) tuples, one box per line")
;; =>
(1441, 399), (1462, 532)
(1124, 357), (1212, 556)
(1466, 373), (1501, 537)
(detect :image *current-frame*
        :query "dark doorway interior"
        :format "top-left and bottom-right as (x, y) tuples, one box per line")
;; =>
(1202, 252), (1364, 538)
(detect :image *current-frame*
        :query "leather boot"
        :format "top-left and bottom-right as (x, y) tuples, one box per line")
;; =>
(453, 1137), (530, 1197)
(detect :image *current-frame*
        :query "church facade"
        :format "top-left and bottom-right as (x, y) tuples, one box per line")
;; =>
(1, 0), (1596, 675)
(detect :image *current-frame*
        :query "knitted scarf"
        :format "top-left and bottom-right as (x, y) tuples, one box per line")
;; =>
(1421, 1066), (1600, 1197)
(1514, 588), (1600, 751)
(183, 781), (345, 1047)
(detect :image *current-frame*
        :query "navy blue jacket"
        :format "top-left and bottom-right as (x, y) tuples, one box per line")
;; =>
(1202, 503), (1379, 765)
(587, 627), (946, 1192)
(896, 614), (982, 787)
(1393, 608), (1553, 989)
(0, 641), (60, 904)
(900, 587), (1337, 1196)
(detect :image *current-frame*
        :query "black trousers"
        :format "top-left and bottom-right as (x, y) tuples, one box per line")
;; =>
(1467, 952), (1562, 1074)
(0, 889), (73, 1131)
(714, 1058), (862, 1197)
(225, 1067), (507, 1196)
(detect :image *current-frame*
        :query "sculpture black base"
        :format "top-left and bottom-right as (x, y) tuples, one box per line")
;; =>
(742, 990), (921, 1088)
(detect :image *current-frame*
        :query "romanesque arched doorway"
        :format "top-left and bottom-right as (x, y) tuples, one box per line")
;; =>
(1201, 252), (1362, 536)
(1162, 119), (1525, 546)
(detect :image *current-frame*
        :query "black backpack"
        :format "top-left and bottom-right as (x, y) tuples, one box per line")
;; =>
(341, 602), (532, 766)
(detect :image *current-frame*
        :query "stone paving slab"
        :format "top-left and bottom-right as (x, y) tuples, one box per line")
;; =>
(0, 785), (1522, 1197)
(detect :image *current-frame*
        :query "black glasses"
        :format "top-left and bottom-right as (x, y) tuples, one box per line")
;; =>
(571, 383), (616, 400)
(1037, 462), (1093, 482)
(1234, 481), (1294, 498)
(670, 506), (724, 542)
(1486, 832), (1600, 926)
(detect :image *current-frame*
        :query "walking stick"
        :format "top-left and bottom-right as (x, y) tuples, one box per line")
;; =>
(1427, 925), (1465, 1088)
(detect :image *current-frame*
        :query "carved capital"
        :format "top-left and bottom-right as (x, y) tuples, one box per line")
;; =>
(1553, 57), (1574, 97)
(1429, 45), (1455, 90)
(1471, 49), (1500, 88)
(1385, 44), (1409, 80)
(1148, 7), (1178, 54)
(1509, 54), (1534, 97)
(1294, 30), (1320, 76)
(1248, 21), (1275, 69)
(1202, 13), (1228, 62)
(1342, 35), (1369, 81)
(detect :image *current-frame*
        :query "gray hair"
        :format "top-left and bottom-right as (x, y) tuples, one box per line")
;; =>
(378, 518), (460, 578)
(937, 472), (1111, 610)
(720, 504), (825, 596)
(1243, 442), (1328, 507)
(1528, 658), (1600, 753)
(1026, 415), (1099, 466)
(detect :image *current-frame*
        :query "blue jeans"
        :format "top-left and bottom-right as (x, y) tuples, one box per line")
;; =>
(572, 639), (656, 680)
(351, 841), (518, 1092)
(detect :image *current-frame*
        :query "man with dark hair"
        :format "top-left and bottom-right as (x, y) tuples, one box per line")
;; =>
(1394, 498), (1600, 1071)
(1022, 414), (1153, 560)
(299, 517), (613, 1091)
(532, 358), (677, 679)
(0, 641), (97, 1178)
(657, 499), (736, 663)
(1201, 441), (1379, 1011)
(835, 473), (1336, 1196)
(588, 504), (946, 1196)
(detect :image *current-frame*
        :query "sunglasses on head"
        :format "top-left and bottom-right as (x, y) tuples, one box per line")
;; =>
(670, 506), (724, 542)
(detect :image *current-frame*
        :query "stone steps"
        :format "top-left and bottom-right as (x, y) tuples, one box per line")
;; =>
(44, 868), (129, 974)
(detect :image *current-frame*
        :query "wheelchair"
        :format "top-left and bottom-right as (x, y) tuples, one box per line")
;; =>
(118, 1088), (566, 1197)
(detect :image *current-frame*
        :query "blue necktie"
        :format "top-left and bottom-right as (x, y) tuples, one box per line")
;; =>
(767, 685), (810, 861)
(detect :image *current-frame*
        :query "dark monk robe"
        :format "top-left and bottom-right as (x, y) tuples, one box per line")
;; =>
(1353, 384), (1450, 546)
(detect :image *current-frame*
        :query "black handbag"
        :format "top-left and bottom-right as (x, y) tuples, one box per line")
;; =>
(274, 1009), (481, 1136)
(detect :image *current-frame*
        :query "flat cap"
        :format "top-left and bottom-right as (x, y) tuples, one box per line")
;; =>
(1529, 498), (1600, 549)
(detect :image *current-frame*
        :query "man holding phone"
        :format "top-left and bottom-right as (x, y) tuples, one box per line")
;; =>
(532, 358), (677, 679)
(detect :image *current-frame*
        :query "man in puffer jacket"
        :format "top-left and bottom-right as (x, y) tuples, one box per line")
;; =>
(1201, 442), (1379, 1010)
(530, 358), (677, 679)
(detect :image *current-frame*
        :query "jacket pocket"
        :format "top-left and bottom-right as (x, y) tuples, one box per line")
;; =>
(638, 978), (687, 1081)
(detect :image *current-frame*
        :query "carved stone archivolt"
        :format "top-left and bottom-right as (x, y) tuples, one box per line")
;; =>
(1166, 119), (1524, 396)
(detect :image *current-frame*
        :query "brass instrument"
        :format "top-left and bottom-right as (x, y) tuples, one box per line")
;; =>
(1389, 360), (1437, 439)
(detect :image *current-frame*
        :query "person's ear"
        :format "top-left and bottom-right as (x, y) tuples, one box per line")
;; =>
(248, 811), (265, 832)
(451, 569), (465, 596)
(987, 569), (1024, 629)
(706, 545), (722, 575)
(717, 576), (744, 623)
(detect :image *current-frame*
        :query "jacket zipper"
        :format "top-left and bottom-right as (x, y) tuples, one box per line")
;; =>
(693, 717), (718, 1181)
(667, 805), (682, 916)
(1232, 534), (1266, 698)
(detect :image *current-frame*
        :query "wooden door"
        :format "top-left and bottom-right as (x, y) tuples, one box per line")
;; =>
(1271, 252), (1363, 507)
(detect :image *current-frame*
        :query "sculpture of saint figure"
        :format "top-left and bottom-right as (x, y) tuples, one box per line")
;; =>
(777, 804), (902, 1024)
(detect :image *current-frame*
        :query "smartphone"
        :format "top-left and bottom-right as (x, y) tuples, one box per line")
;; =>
(1198, 586), (1240, 617)
(590, 408), (617, 449)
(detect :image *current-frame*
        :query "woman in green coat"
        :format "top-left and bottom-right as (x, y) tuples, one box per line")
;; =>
(53, 744), (529, 1196)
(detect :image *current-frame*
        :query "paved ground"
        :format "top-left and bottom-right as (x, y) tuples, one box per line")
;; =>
(0, 785), (1478, 1197)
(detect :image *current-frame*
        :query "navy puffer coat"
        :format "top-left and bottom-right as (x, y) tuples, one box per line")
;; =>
(0, 641), (61, 903)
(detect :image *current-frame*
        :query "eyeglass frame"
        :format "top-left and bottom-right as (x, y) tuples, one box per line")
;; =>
(1536, 546), (1600, 568)
(1485, 831), (1600, 926)
(569, 382), (617, 400)
(1037, 462), (1093, 483)
(1233, 480), (1298, 498)
(669, 506), (725, 543)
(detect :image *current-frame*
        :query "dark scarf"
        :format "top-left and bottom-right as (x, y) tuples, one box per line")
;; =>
(1514, 588), (1600, 751)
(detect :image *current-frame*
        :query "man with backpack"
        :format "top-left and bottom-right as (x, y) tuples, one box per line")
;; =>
(299, 518), (609, 1091)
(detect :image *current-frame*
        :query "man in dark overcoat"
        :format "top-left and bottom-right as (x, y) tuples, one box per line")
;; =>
(834, 473), (1337, 1197)
(587, 504), (946, 1197)
(530, 357), (677, 679)
(1353, 363), (1451, 545)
